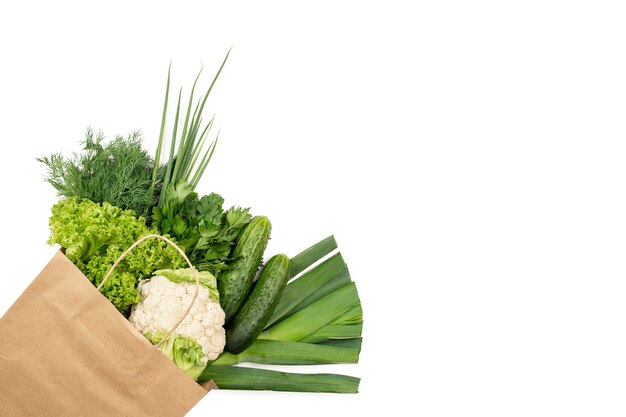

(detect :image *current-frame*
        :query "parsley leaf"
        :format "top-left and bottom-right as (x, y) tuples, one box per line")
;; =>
(153, 180), (252, 274)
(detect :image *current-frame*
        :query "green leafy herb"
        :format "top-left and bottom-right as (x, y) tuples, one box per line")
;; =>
(152, 180), (251, 273)
(38, 129), (159, 218)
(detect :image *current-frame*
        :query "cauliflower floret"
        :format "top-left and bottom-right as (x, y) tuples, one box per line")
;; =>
(129, 275), (226, 362)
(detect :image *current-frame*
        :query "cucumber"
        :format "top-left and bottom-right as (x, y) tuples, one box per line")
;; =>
(226, 254), (292, 354)
(219, 216), (272, 322)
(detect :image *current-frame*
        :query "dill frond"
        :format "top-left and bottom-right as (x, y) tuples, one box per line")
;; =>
(38, 129), (160, 217)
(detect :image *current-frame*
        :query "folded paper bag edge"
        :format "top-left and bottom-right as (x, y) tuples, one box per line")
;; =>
(0, 250), (216, 417)
(201, 380), (219, 391)
(53, 249), (218, 394)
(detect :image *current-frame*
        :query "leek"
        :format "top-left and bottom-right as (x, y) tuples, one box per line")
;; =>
(260, 283), (361, 342)
(320, 338), (363, 348)
(300, 324), (364, 344)
(199, 366), (360, 394)
(211, 339), (361, 366)
(285, 268), (352, 320)
(290, 235), (338, 277)
(202, 236), (364, 394)
(266, 252), (347, 328)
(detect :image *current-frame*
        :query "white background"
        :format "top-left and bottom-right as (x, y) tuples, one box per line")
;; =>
(1, 1), (626, 415)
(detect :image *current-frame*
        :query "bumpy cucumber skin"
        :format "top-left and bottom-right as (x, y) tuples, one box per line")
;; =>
(219, 216), (272, 322)
(226, 254), (292, 354)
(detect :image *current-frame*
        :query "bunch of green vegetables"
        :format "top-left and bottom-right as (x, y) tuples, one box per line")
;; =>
(40, 51), (251, 278)
(201, 235), (363, 394)
(40, 53), (252, 315)
(39, 53), (363, 394)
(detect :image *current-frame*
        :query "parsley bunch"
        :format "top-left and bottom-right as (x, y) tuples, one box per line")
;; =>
(153, 180), (251, 273)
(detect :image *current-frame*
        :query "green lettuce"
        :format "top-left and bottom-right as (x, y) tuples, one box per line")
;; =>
(146, 330), (206, 381)
(48, 198), (184, 315)
(154, 268), (220, 303)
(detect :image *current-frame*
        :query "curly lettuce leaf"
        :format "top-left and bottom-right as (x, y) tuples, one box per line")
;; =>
(146, 330), (206, 381)
(48, 198), (184, 315)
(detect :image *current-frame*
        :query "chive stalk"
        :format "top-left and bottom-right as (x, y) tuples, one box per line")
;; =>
(150, 63), (171, 203)
(159, 89), (182, 207)
(155, 51), (231, 208)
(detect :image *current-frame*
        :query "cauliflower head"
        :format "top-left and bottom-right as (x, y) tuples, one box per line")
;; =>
(129, 271), (226, 379)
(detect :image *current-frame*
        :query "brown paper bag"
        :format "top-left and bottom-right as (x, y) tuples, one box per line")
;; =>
(0, 251), (215, 417)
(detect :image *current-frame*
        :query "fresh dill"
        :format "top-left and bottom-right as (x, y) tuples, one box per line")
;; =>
(38, 129), (160, 217)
